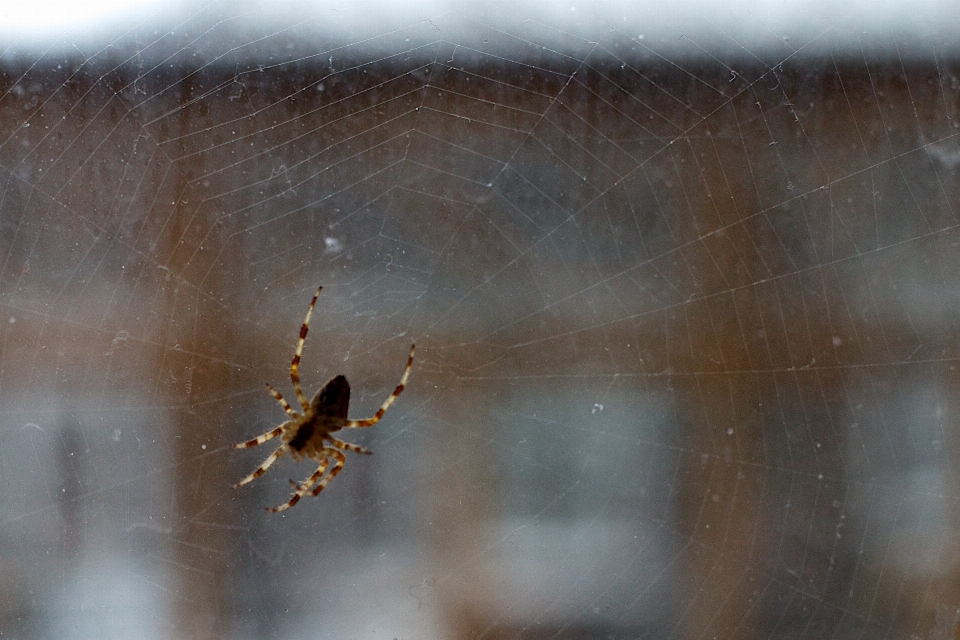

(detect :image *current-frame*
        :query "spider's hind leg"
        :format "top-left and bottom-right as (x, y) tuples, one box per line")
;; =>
(331, 436), (371, 455)
(289, 286), (322, 412)
(265, 383), (297, 417)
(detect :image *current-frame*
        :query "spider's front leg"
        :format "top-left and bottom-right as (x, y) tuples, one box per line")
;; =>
(337, 344), (414, 429)
(234, 419), (294, 449)
(308, 448), (347, 496)
(233, 444), (287, 488)
(289, 458), (329, 492)
(268, 457), (330, 513)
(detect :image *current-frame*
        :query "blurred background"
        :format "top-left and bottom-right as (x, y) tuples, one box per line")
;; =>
(2, 1), (960, 638)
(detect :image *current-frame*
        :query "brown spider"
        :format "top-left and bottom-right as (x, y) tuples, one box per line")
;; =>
(233, 286), (414, 513)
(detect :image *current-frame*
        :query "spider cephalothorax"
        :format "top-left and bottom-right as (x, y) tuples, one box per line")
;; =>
(233, 286), (414, 512)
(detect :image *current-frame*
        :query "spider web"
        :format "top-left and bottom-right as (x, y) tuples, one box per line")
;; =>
(2, 2), (960, 638)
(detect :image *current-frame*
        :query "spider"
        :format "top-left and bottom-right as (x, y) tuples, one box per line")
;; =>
(232, 286), (414, 513)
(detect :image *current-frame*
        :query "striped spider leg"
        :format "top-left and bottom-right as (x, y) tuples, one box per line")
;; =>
(232, 285), (414, 512)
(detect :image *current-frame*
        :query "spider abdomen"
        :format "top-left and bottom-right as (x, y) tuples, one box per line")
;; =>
(286, 374), (352, 453)
(312, 375), (351, 417)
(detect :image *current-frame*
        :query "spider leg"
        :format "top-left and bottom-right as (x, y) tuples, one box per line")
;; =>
(233, 421), (292, 449)
(290, 286), (322, 412)
(267, 490), (305, 514)
(330, 436), (372, 455)
(268, 457), (330, 513)
(338, 344), (414, 429)
(309, 448), (346, 496)
(288, 456), (329, 491)
(233, 445), (286, 488)
(265, 383), (297, 417)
